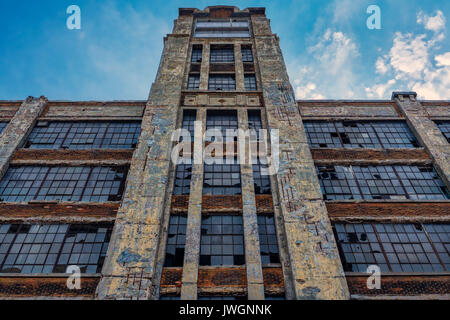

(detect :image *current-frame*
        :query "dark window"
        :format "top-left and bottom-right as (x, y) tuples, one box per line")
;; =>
(334, 223), (449, 272)
(195, 20), (250, 38)
(210, 46), (234, 63)
(173, 164), (192, 195)
(164, 215), (187, 267)
(258, 215), (280, 264)
(317, 165), (449, 201)
(191, 45), (203, 63)
(181, 109), (197, 141)
(208, 74), (236, 91)
(0, 223), (112, 274)
(187, 75), (200, 90)
(248, 110), (263, 141)
(244, 75), (257, 91)
(203, 158), (241, 195)
(241, 46), (253, 62)
(253, 158), (271, 195)
(206, 110), (238, 142)
(0, 166), (127, 202)
(436, 121), (450, 143)
(0, 122), (7, 134)
(26, 121), (141, 150)
(200, 215), (245, 266)
(303, 121), (419, 149)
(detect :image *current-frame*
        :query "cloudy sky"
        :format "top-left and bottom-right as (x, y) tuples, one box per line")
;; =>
(1, 0), (449, 100)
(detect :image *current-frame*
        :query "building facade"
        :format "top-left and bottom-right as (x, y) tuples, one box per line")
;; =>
(0, 6), (448, 300)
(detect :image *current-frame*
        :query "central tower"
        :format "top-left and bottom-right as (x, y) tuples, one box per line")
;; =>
(96, 6), (349, 300)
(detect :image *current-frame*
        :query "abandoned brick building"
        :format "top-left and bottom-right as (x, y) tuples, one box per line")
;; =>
(0, 6), (448, 300)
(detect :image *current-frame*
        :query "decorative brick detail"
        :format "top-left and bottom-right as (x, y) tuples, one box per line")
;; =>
(202, 195), (242, 212)
(327, 202), (450, 221)
(255, 195), (274, 213)
(12, 149), (133, 164)
(0, 277), (99, 298)
(198, 267), (247, 288)
(161, 268), (183, 288)
(311, 148), (430, 164)
(171, 195), (190, 213)
(0, 203), (119, 221)
(347, 275), (450, 296)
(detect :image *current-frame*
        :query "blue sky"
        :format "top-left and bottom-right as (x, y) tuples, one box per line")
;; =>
(0, 0), (449, 100)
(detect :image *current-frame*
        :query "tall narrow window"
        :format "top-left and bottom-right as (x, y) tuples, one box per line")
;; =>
(200, 215), (245, 266)
(248, 110), (263, 140)
(257, 215), (280, 264)
(164, 215), (187, 267)
(187, 75), (200, 90)
(253, 158), (271, 195)
(191, 45), (203, 63)
(241, 46), (253, 62)
(244, 75), (257, 91)
(173, 110), (196, 195)
(0, 223), (112, 274)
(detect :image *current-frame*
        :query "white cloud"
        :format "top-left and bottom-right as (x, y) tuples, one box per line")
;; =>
(291, 29), (361, 99)
(417, 10), (446, 32)
(368, 10), (450, 99)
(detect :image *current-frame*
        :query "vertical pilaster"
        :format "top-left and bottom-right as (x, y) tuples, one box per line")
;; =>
(181, 108), (206, 300)
(96, 15), (193, 300)
(0, 96), (47, 178)
(235, 44), (245, 91)
(393, 92), (450, 189)
(252, 15), (349, 300)
(199, 44), (210, 91)
(238, 109), (265, 300)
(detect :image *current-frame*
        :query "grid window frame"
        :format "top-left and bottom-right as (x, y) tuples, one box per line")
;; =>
(257, 215), (280, 264)
(436, 121), (450, 144)
(0, 223), (112, 274)
(25, 121), (141, 150)
(203, 159), (242, 196)
(206, 110), (238, 142)
(173, 164), (192, 196)
(200, 215), (245, 266)
(334, 223), (449, 273)
(0, 166), (128, 203)
(317, 165), (449, 201)
(252, 158), (271, 195)
(187, 75), (200, 90)
(191, 45), (203, 63)
(210, 46), (235, 63)
(164, 215), (187, 267)
(244, 74), (257, 91)
(303, 121), (420, 149)
(208, 74), (236, 91)
(241, 46), (254, 62)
